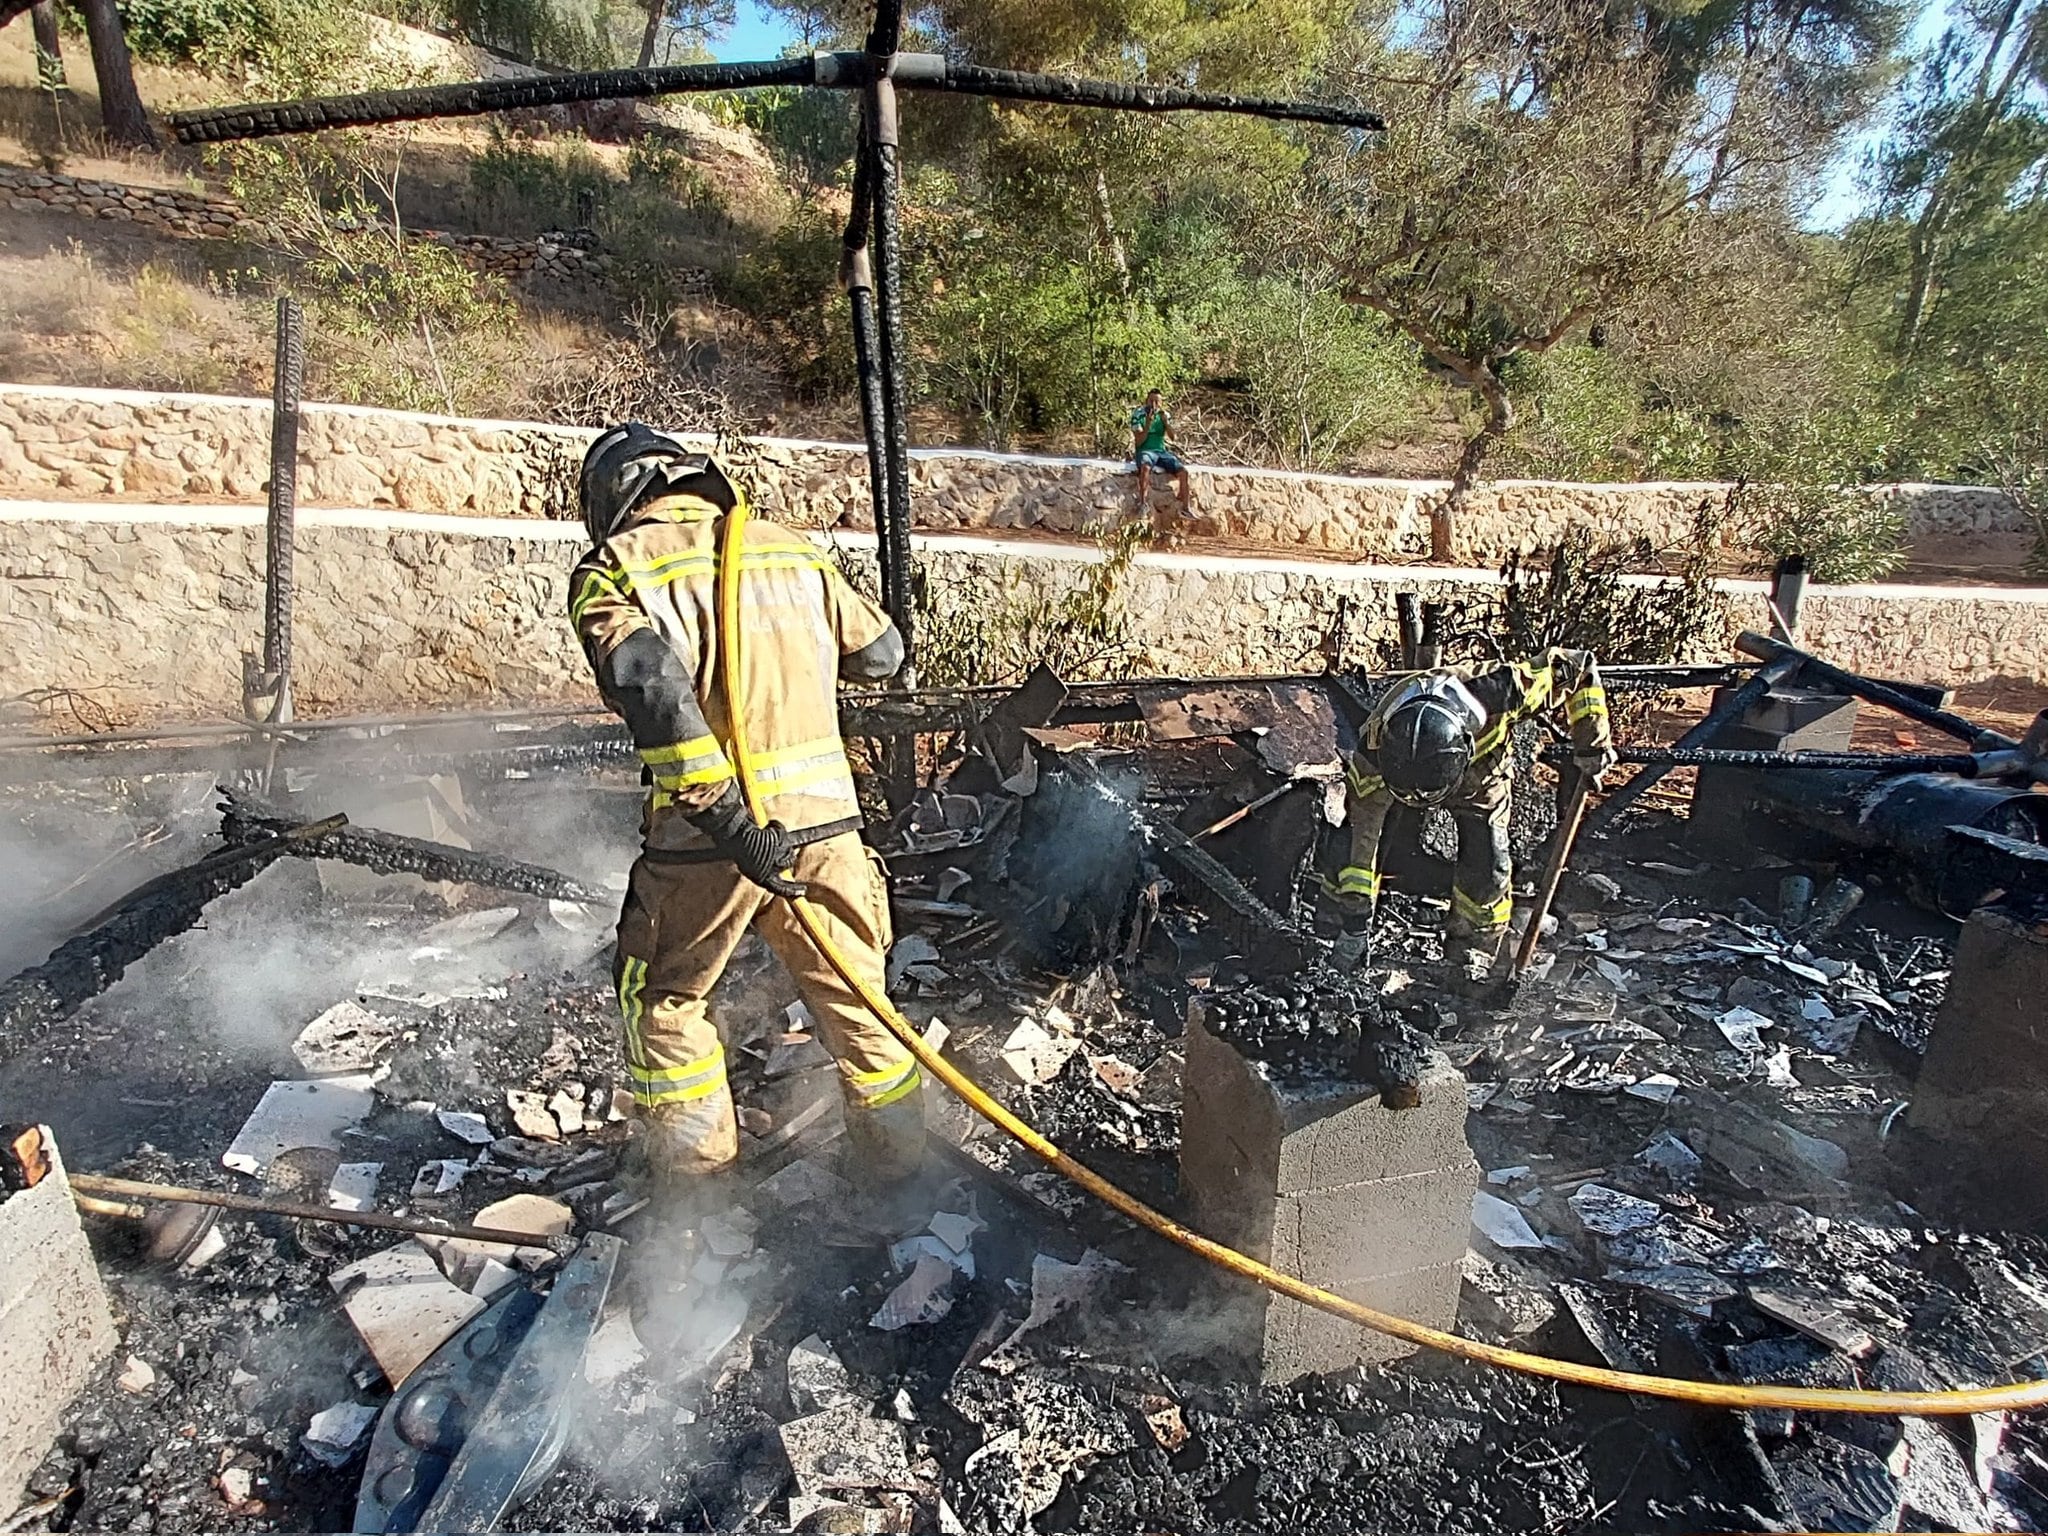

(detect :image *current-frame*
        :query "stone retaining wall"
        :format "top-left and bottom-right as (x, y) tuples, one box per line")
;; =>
(0, 386), (2023, 565)
(0, 169), (609, 286)
(2, 504), (2042, 729)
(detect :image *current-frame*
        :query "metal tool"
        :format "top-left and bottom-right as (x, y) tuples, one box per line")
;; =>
(68, 1173), (580, 1255)
(1510, 768), (1594, 982)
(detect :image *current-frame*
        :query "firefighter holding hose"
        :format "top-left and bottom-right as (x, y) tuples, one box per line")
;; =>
(569, 424), (923, 1198)
(1330, 650), (1617, 988)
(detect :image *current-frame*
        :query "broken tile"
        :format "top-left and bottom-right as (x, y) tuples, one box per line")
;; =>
(1568, 1183), (1663, 1236)
(292, 1002), (400, 1075)
(1748, 1284), (1877, 1358)
(548, 1088), (587, 1137)
(117, 1356), (155, 1394)
(886, 935), (941, 990)
(1609, 1264), (1736, 1318)
(302, 1402), (378, 1467)
(583, 1310), (646, 1386)
(891, 1233), (975, 1280)
(327, 1162), (382, 1213)
(1624, 1073), (1679, 1103)
(411, 1160), (468, 1198)
(435, 1109), (493, 1145)
(998, 1019), (1082, 1085)
(506, 1090), (560, 1142)
(331, 1244), (486, 1385)
(788, 1333), (862, 1413)
(1473, 1191), (1545, 1250)
(1712, 1006), (1771, 1054)
(1635, 1132), (1702, 1184)
(777, 1405), (912, 1497)
(927, 1211), (982, 1255)
(222, 1077), (377, 1177)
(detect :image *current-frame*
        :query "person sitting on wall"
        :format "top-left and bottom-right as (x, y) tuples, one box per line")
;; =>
(1130, 389), (1194, 523)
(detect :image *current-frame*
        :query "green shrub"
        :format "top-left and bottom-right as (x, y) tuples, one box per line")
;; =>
(1228, 272), (1420, 469)
(1728, 397), (1908, 583)
(469, 130), (618, 231)
(1498, 343), (1643, 481)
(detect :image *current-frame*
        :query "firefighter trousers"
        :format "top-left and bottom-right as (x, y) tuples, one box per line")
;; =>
(612, 831), (924, 1186)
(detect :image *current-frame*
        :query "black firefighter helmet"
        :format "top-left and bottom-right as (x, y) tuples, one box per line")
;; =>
(579, 422), (740, 547)
(1377, 688), (1479, 807)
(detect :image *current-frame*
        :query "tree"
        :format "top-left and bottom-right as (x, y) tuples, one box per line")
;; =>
(30, 1), (67, 100)
(1866, 0), (2048, 360)
(1302, 0), (1906, 558)
(78, 0), (157, 148)
(637, 0), (732, 67)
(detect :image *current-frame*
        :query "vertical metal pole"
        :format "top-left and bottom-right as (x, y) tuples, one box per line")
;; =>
(839, 140), (897, 618)
(1395, 592), (1423, 669)
(1417, 601), (1446, 669)
(261, 295), (303, 724)
(1769, 554), (1807, 645)
(865, 79), (915, 663)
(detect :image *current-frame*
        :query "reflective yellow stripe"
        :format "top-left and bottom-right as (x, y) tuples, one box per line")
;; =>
(848, 1057), (921, 1109)
(631, 1045), (728, 1108)
(758, 757), (857, 799)
(617, 957), (648, 1064)
(639, 735), (734, 788)
(1567, 687), (1609, 724)
(864, 1066), (923, 1110)
(1453, 888), (1513, 926)
(748, 734), (847, 769)
(1472, 720), (1510, 760)
(570, 566), (627, 624)
(1347, 765), (1385, 798)
(1334, 866), (1381, 897)
(621, 545), (830, 591)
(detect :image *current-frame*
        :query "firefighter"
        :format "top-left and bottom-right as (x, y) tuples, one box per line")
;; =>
(569, 423), (923, 1196)
(1329, 649), (1617, 987)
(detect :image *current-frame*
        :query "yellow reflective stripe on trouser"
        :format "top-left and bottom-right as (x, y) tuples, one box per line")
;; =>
(631, 1046), (729, 1108)
(639, 734), (734, 788)
(1567, 686), (1609, 725)
(1452, 887), (1514, 928)
(847, 1057), (921, 1110)
(1333, 866), (1381, 898)
(1347, 764), (1384, 798)
(617, 956), (648, 1063)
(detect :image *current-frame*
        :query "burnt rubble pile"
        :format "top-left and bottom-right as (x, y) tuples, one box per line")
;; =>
(6, 656), (2048, 1535)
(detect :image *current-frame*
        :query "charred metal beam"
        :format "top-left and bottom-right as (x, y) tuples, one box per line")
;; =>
(0, 815), (347, 1057)
(1141, 813), (1313, 975)
(1735, 632), (2013, 750)
(220, 791), (604, 902)
(1587, 653), (1803, 833)
(166, 54), (1383, 144)
(1562, 746), (1983, 774)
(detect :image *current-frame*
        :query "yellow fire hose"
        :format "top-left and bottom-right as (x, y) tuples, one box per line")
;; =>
(714, 505), (2048, 1416)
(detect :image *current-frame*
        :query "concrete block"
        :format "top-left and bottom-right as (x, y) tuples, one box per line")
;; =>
(1183, 1013), (1473, 1193)
(1255, 1261), (1464, 1383)
(1691, 686), (1860, 849)
(1273, 1167), (1476, 1284)
(0, 1131), (117, 1511)
(1906, 906), (2048, 1229)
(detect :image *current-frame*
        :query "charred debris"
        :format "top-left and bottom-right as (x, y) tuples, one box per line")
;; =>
(3, 642), (2048, 1535)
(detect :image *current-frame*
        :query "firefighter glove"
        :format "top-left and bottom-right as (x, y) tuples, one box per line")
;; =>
(688, 786), (807, 898)
(1572, 744), (1619, 783)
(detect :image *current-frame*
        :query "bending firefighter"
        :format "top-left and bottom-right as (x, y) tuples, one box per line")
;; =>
(1331, 650), (1617, 986)
(570, 423), (923, 1194)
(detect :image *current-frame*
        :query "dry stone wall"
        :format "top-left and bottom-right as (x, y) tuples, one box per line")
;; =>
(0, 386), (2023, 565)
(2, 507), (2042, 730)
(0, 169), (610, 286)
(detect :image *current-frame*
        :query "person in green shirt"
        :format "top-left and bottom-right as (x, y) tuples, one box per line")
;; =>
(1130, 389), (1193, 517)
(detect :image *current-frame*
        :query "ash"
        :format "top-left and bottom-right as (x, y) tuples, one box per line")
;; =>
(5, 755), (2048, 1536)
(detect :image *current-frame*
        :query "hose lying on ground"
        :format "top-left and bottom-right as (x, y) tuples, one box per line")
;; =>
(714, 504), (2048, 1416)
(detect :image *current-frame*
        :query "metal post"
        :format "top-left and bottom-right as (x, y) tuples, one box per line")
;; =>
(1395, 592), (1422, 669)
(839, 145), (895, 608)
(1769, 555), (1807, 644)
(1417, 602), (1446, 669)
(865, 81), (915, 661)
(258, 296), (303, 724)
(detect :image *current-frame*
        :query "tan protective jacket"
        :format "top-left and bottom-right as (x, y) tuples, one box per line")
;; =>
(570, 493), (891, 851)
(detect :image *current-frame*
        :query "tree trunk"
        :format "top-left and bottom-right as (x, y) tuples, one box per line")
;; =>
(31, 1), (68, 95)
(78, 0), (155, 148)
(636, 0), (663, 68)
(1435, 371), (1513, 563)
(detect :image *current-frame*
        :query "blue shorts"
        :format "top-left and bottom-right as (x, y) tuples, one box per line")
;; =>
(1138, 449), (1185, 474)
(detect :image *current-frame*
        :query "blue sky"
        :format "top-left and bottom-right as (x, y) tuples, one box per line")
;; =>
(708, 0), (1948, 231)
(708, 0), (804, 61)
